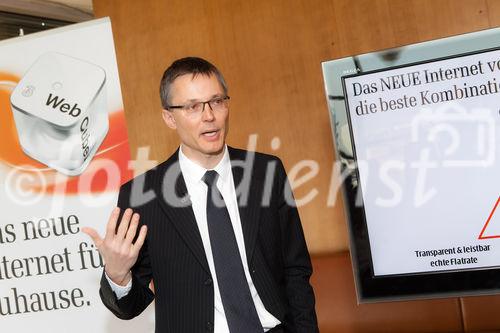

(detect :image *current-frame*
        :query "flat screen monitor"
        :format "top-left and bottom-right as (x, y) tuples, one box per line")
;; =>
(322, 27), (500, 302)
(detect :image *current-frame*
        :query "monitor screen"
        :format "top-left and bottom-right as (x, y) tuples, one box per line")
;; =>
(322, 27), (500, 302)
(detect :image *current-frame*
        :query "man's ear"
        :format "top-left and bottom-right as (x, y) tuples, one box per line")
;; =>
(162, 109), (177, 129)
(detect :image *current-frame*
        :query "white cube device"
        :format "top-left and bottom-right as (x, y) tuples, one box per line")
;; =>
(10, 52), (108, 176)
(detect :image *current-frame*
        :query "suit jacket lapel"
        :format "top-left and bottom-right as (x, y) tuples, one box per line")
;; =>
(154, 150), (211, 275)
(228, 147), (262, 264)
(152, 147), (262, 274)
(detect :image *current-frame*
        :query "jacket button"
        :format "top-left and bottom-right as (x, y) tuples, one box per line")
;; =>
(204, 278), (213, 286)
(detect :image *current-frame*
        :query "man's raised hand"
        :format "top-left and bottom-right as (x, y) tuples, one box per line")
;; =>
(81, 207), (147, 286)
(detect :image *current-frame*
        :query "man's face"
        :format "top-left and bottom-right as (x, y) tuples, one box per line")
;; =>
(162, 74), (228, 162)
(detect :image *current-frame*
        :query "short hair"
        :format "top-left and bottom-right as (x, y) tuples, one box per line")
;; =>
(159, 57), (228, 109)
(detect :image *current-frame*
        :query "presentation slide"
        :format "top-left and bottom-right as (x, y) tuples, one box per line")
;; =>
(343, 49), (500, 276)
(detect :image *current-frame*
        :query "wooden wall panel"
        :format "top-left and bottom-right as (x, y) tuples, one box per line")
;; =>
(330, 0), (490, 58)
(311, 253), (463, 333)
(487, 0), (500, 26)
(93, 0), (497, 254)
(461, 295), (500, 332)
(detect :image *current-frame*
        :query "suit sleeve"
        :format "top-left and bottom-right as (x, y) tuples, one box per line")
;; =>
(99, 181), (155, 319)
(276, 158), (319, 332)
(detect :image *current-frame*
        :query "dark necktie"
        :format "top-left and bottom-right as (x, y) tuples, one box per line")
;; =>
(203, 170), (263, 333)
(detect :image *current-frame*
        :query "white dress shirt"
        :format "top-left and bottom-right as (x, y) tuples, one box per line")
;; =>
(107, 145), (280, 332)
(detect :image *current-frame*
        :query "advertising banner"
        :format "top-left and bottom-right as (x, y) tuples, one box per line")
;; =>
(0, 18), (154, 332)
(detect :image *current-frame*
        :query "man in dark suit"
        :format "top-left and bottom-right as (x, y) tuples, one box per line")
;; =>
(82, 57), (318, 333)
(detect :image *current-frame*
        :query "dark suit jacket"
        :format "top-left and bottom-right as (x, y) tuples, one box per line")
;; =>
(100, 146), (318, 332)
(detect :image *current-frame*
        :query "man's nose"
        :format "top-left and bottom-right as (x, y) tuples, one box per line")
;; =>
(201, 102), (215, 120)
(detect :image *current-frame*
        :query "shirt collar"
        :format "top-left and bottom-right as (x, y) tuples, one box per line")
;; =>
(178, 144), (231, 185)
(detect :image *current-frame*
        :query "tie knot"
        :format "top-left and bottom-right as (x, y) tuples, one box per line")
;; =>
(203, 170), (219, 187)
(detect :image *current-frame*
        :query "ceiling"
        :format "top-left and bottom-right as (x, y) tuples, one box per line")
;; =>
(47, 0), (93, 14)
(0, 0), (94, 22)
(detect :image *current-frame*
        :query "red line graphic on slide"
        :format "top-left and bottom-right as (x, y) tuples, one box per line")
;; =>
(478, 197), (500, 239)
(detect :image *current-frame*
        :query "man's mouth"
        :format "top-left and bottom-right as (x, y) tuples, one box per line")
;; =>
(201, 129), (219, 137)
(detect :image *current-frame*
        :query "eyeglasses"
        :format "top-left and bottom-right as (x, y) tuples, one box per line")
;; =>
(167, 96), (230, 118)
